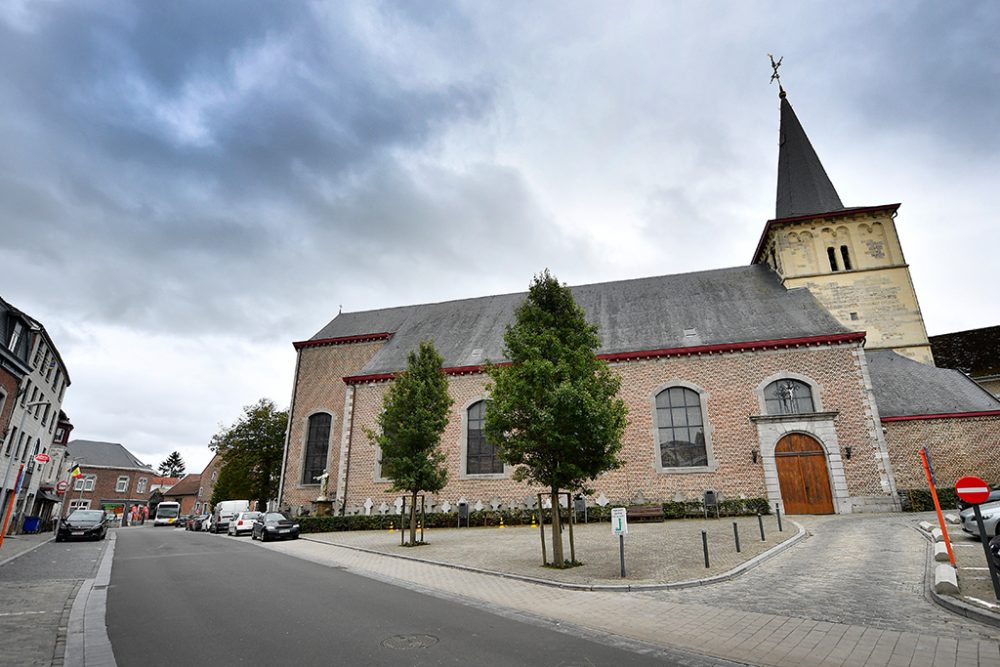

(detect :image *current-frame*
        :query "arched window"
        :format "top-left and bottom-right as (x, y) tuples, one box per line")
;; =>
(466, 401), (502, 474)
(302, 413), (332, 484)
(764, 379), (816, 415)
(655, 387), (708, 467)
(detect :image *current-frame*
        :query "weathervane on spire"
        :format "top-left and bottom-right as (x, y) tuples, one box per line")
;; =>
(768, 54), (785, 97)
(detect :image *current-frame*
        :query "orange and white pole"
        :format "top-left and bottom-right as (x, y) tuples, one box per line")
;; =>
(919, 448), (955, 567)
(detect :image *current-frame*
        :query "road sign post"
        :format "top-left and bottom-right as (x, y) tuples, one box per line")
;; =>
(957, 475), (1000, 600)
(611, 507), (628, 578)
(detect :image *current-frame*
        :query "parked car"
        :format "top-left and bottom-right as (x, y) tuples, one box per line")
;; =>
(176, 515), (190, 528)
(211, 500), (250, 534)
(960, 500), (1000, 538)
(251, 512), (300, 542)
(958, 489), (1000, 512)
(990, 536), (1000, 569)
(55, 510), (108, 542)
(227, 511), (262, 536)
(187, 514), (209, 531)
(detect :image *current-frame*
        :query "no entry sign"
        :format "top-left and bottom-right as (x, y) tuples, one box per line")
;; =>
(955, 475), (991, 505)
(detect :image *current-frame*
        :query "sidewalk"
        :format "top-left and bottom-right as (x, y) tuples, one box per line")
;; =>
(264, 514), (1000, 667)
(0, 531), (54, 567)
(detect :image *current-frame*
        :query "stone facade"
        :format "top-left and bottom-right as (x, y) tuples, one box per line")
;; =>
(883, 415), (1000, 489)
(282, 337), (901, 515)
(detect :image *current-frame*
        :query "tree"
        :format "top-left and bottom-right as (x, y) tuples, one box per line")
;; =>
(209, 398), (288, 512)
(158, 451), (186, 477)
(485, 270), (628, 567)
(367, 340), (453, 546)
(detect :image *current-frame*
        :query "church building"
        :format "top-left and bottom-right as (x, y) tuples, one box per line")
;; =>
(278, 87), (1000, 517)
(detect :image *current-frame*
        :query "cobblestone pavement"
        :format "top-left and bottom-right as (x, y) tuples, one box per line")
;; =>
(306, 513), (794, 585)
(262, 513), (1000, 667)
(0, 533), (107, 666)
(639, 512), (1000, 640)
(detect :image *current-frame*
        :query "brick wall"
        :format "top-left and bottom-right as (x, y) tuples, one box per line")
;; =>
(194, 454), (223, 513)
(280, 340), (384, 509)
(65, 466), (154, 517)
(884, 415), (1000, 488)
(331, 342), (888, 513)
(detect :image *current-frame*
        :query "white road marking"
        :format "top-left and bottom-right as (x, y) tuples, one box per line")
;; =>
(963, 596), (1000, 609)
(0, 610), (53, 617)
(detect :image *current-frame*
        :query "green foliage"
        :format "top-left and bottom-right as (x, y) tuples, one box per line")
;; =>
(366, 340), (453, 543)
(485, 270), (628, 495)
(209, 398), (288, 511)
(158, 451), (186, 477)
(899, 488), (959, 512)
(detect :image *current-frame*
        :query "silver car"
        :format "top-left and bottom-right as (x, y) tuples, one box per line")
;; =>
(960, 500), (1000, 539)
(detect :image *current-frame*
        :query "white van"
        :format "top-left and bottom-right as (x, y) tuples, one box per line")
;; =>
(211, 500), (250, 534)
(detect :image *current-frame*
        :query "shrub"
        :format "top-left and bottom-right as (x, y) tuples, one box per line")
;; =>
(899, 488), (959, 512)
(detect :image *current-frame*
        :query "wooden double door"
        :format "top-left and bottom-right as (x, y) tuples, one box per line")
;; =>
(774, 433), (835, 515)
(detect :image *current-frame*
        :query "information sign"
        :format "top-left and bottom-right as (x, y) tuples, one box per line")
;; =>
(611, 507), (628, 536)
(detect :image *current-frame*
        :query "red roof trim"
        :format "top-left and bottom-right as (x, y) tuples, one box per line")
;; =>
(751, 203), (901, 263)
(293, 332), (393, 350)
(881, 410), (1000, 422)
(343, 332), (865, 385)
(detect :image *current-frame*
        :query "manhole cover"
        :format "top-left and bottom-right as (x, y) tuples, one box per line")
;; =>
(381, 634), (439, 650)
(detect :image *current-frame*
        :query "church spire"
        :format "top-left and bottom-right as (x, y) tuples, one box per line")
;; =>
(771, 58), (844, 219)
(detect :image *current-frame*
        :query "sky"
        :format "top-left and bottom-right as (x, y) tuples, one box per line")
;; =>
(2, 1), (998, 474)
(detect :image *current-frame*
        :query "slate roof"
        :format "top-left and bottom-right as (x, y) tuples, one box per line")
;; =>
(866, 350), (1000, 418)
(310, 265), (852, 376)
(929, 326), (1000, 379)
(776, 94), (845, 219)
(67, 440), (154, 472)
(164, 474), (201, 497)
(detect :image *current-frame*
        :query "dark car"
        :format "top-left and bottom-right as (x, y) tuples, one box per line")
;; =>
(990, 536), (1000, 569)
(55, 510), (108, 542)
(187, 514), (209, 531)
(251, 512), (300, 542)
(176, 515), (190, 528)
(958, 489), (1000, 512)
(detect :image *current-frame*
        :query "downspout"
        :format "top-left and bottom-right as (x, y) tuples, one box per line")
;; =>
(276, 346), (303, 511)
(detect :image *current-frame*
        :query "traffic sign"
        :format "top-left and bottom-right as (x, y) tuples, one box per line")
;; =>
(956, 475), (991, 505)
(34, 453), (51, 464)
(56, 480), (69, 494)
(611, 507), (628, 536)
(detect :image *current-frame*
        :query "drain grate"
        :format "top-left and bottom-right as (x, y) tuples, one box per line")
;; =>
(381, 634), (439, 650)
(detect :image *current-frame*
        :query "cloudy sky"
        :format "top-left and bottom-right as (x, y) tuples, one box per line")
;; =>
(2, 1), (997, 473)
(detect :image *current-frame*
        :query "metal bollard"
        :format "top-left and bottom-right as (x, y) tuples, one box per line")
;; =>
(702, 530), (710, 568)
(733, 521), (741, 553)
(757, 512), (766, 541)
(776, 504), (783, 532)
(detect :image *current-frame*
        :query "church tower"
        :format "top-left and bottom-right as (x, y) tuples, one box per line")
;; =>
(751, 84), (934, 365)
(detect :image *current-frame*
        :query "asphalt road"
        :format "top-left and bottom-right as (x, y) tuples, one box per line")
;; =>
(108, 527), (729, 666)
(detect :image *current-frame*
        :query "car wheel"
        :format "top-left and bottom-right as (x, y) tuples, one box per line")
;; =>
(261, 531), (269, 543)
(55, 534), (63, 543)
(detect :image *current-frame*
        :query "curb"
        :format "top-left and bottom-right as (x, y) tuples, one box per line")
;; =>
(0, 534), (55, 569)
(64, 533), (118, 667)
(915, 523), (1000, 629)
(299, 520), (807, 592)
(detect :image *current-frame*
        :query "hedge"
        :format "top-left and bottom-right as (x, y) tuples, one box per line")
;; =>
(898, 487), (960, 512)
(295, 497), (773, 534)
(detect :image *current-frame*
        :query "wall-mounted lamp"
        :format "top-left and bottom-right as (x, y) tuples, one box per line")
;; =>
(845, 446), (853, 460)
(751, 449), (760, 464)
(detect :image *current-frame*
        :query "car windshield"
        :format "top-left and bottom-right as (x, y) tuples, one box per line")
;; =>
(157, 507), (179, 518)
(264, 513), (289, 522)
(242, 512), (261, 519)
(68, 510), (104, 522)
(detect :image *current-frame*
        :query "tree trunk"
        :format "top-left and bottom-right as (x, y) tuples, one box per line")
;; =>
(409, 490), (418, 545)
(550, 487), (564, 566)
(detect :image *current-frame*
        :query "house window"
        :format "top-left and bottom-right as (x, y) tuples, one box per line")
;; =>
(74, 475), (96, 492)
(198, 486), (204, 497)
(4, 427), (14, 456)
(116, 476), (129, 493)
(68, 499), (90, 512)
(827, 247), (839, 271)
(136, 478), (148, 494)
(840, 245), (852, 270)
(466, 400), (502, 474)
(764, 379), (816, 415)
(655, 387), (708, 467)
(8, 322), (24, 352)
(302, 413), (331, 484)
(211, 470), (217, 481)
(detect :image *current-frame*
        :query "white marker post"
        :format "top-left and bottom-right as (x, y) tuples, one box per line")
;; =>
(611, 507), (628, 578)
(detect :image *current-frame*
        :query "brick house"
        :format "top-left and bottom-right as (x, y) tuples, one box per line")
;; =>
(191, 453), (223, 515)
(278, 89), (1000, 517)
(65, 440), (156, 520)
(163, 474), (201, 515)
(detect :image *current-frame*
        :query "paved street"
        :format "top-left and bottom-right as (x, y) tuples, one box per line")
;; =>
(0, 534), (105, 667)
(108, 526), (736, 666)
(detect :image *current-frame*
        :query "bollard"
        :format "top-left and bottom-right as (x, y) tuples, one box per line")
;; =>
(733, 521), (741, 553)
(531, 514), (537, 529)
(499, 517), (506, 529)
(757, 513), (765, 541)
(702, 530), (710, 568)
(389, 522), (395, 533)
(776, 504), (783, 532)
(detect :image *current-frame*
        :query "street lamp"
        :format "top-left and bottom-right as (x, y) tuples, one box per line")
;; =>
(0, 400), (52, 544)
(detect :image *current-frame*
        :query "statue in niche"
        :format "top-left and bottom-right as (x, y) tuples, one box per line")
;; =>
(314, 472), (330, 501)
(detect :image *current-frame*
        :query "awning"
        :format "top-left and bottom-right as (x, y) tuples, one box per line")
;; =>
(37, 490), (62, 503)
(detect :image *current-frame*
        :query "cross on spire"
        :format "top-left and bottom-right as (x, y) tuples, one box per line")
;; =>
(768, 54), (785, 97)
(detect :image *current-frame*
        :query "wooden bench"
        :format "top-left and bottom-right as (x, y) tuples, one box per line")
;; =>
(626, 505), (665, 522)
